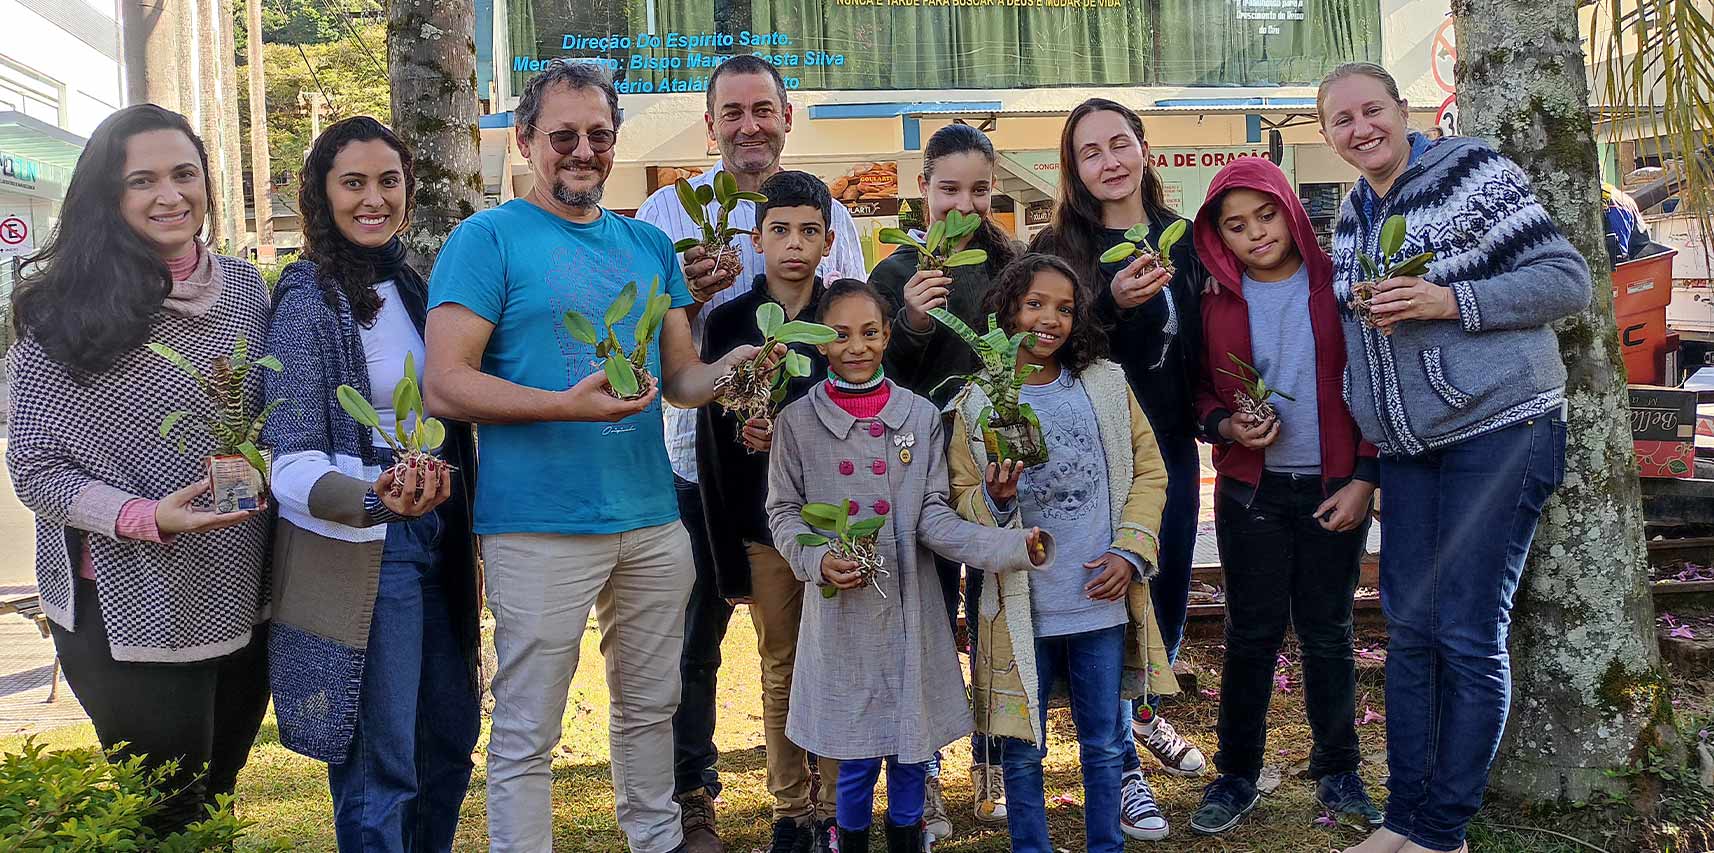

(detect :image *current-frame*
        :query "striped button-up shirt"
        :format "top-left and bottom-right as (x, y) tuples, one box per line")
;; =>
(634, 161), (867, 482)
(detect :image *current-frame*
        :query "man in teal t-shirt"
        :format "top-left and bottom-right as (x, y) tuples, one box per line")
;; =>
(424, 61), (773, 853)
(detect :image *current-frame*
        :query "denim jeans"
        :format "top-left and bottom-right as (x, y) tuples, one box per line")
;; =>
(1212, 472), (1368, 782)
(1151, 432), (1202, 663)
(328, 509), (480, 853)
(836, 756), (929, 830)
(670, 476), (736, 798)
(1003, 625), (1126, 853)
(1379, 416), (1566, 851)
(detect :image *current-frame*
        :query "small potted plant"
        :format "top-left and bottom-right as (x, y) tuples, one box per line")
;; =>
(712, 301), (837, 437)
(1098, 218), (1190, 276)
(562, 278), (673, 400)
(1215, 353), (1295, 424)
(151, 338), (285, 513)
(335, 352), (454, 497)
(877, 209), (988, 274)
(670, 172), (764, 283)
(928, 309), (1049, 468)
(1350, 214), (1435, 335)
(796, 500), (890, 599)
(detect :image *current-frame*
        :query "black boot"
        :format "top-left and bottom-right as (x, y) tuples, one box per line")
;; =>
(884, 821), (923, 853)
(837, 825), (870, 853)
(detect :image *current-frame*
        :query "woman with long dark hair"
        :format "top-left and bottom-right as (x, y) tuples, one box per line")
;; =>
(1029, 97), (1208, 839)
(261, 116), (481, 852)
(6, 104), (272, 836)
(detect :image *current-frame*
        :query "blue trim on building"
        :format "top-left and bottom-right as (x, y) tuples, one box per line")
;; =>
(807, 101), (1004, 120)
(1152, 97), (1318, 108)
(479, 112), (514, 129)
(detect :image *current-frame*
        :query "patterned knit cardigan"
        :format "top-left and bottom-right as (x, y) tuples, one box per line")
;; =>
(260, 260), (480, 763)
(5, 255), (273, 662)
(1331, 133), (1592, 456)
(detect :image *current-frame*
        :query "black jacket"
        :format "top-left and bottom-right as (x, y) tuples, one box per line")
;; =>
(872, 242), (1019, 408)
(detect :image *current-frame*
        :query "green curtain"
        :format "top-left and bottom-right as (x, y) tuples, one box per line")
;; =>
(507, 0), (1380, 93)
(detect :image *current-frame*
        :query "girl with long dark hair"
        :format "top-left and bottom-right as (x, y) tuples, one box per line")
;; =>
(261, 116), (481, 852)
(1029, 97), (1209, 838)
(6, 104), (272, 837)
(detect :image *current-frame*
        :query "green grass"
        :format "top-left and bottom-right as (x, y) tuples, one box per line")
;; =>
(1, 614), (1638, 852)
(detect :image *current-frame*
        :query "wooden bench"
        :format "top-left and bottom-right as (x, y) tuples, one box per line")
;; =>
(0, 594), (60, 702)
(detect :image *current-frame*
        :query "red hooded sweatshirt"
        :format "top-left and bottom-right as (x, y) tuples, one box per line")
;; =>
(1191, 157), (1377, 494)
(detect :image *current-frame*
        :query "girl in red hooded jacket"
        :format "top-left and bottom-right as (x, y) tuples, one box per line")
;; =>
(1184, 156), (1383, 837)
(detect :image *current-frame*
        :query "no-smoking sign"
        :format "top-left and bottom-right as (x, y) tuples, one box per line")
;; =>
(0, 213), (31, 256)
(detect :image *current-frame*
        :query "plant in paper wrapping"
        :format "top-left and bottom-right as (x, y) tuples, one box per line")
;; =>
(562, 278), (673, 400)
(797, 500), (890, 599)
(712, 301), (837, 438)
(928, 310), (1049, 468)
(1098, 218), (1189, 277)
(151, 337), (285, 513)
(670, 172), (763, 283)
(336, 352), (455, 498)
(1350, 214), (1435, 335)
(1215, 352), (1296, 424)
(876, 209), (989, 274)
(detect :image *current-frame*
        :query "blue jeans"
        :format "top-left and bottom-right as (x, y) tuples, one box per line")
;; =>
(837, 756), (928, 830)
(1003, 625), (1126, 853)
(1151, 432), (1201, 663)
(1379, 416), (1566, 851)
(328, 510), (480, 853)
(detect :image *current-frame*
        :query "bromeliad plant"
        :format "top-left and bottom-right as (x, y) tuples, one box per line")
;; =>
(152, 337), (284, 481)
(1216, 353), (1296, 424)
(563, 278), (673, 400)
(670, 172), (764, 283)
(336, 352), (454, 497)
(797, 500), (890, 599)
(1350, 214), (1435, 335)
(712, 301), (837, 433)
(928, 309), (1049, 468)
(1098, 218), (1189, 276)
(877, 209), (989, 274)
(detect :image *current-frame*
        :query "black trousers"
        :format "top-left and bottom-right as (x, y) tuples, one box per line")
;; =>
(50, 575), (270, 836)
(1212, 472), (1367, 782)
(671, 475), (736, 798)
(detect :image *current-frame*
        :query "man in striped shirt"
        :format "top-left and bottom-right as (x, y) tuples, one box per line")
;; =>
(635, 54), (864, 853)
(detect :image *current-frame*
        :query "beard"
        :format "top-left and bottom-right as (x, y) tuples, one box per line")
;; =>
(722, 134), (784, 174)
(552, 178), (604, 210)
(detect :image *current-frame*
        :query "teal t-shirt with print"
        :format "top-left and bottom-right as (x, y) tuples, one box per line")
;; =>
(428, 199), (693, 535)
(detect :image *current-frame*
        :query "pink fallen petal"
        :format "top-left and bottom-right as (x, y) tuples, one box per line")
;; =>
(1358, 707), (1386, 726)
(1201, 688), (1220, 700)
(1314, 811), (1338, 828)
(1050, 794), (1079, 807)
(1661, 612), (1680, 627)
(1670, 625), (1697, 640)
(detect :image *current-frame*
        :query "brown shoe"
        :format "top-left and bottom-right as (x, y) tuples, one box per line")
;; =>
(676, 787), (724, 853)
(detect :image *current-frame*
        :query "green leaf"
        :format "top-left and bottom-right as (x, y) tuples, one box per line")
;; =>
(878, 227), (924, 249)
(675, 178), (701, 218)
(605, 357), (640, 398)
(797, 533), (831, 546)
(420, 417), (447, 452)
(1157, 219), (1188, 257)
(237, 442), (269, 478)
(733, 191), (768, 203)
(849, 516), (886, 538)
(801, 502), (846, 530)
(928, 308), (982, 347)
(924, 219), (948, 255)
(944, 249), (988, 268)
(337, 384), (382, 429)
(635, 279), (667, 347)
(673, 237), (701, 253)
(605, 282), (639, 329)
(756, 301), (786, 338)
(821, 586), (839, 598)
(159, 410), (191, 440)
(253, 355), (284, 373)
(946, 209), (982, 240)
(714, 170), (737, 207)
(775, 320), (838, 344)
(695, 184), (715, 206)
(147, 342), (204, 382)
(562, 311), (600, 346)
(1358, 254), (1382, 281)
(1389, 251), (1436, 278)
(405, 351), (419, 385)
(1100, 242), (1138, 264)
(836, 500), (852, 536)
(1123, 223), (1149, 243)
(1379, 215), (1408, 260)
(784, 351), (813, 377)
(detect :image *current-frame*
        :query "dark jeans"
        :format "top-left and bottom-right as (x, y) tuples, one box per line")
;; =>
(51, 575), (270, 837)
(1379, 416), (1566, 851)
(1212, 472), (1367, 783)
(1151, 432), (1201, 664)
(1003, 625), (1126, 853)
(670, 475), (736, 798)
(328, 510), (480, 853)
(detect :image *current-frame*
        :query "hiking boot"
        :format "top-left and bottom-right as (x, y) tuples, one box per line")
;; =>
(921, 773), (952, 839)
(884, 821), (923, 853)
(1119, 769), (1170, 840)
(1189, 774), (1260, 835)
(1317, 771), (1384, 828)
(814, 816), (839, 853)
(768, 816), (811, 853)
(837, 825), (869, 853)
(969, 763), (1007, 823)
(676, 787), (724, 853)
(1134, 709), (1208, 777)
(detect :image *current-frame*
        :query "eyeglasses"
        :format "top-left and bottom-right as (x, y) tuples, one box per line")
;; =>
(530, 125), (617, 155)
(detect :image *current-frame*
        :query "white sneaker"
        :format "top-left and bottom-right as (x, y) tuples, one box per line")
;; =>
(1120, 769), (1170, 840)
(922, 772), (953, 840)
(969, 763), (1007, 823)
(1133, 712), (1208, 777)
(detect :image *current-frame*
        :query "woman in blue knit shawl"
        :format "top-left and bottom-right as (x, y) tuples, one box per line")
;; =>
(260, 116), (481, 852)
(1318, 64), (1592, 853)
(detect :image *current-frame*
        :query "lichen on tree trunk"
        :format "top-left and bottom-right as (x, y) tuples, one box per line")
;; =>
(387, 0), (483, 267)
(1453, 0), (1671, 803)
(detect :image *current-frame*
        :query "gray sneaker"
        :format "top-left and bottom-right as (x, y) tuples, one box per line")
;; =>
(922, 772), (953, 840)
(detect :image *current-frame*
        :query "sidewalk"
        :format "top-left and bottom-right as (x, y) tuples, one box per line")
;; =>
(0, 436), (84, 736)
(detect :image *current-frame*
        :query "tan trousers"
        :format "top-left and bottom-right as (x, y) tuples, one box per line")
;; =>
(747, 542), (839, 820)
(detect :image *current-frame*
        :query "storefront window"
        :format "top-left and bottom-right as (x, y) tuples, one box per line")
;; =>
(505, 0), (1382, 94)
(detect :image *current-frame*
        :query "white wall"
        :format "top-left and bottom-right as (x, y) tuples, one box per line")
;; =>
(0, 0), (122, 136)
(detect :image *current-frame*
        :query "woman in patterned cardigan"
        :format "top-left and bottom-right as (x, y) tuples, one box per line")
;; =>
(5, 105), (273, 836)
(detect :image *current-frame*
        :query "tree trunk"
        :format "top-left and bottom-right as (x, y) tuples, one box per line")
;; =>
(121, 0), (184, 110)
(387, 0), (482, 264)
(244, 0), (274, 263)
(195, 0), (227, 249)
(219, 0), (247, 257)
(1453, 0), (1673, 803)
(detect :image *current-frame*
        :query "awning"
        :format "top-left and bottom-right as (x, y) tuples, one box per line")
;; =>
(0, 112), (86, 171)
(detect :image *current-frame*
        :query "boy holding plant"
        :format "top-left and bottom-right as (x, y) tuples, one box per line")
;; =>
(1186, 156), (1381, 835)
(695, 170), (842, 853)
(765, 279), (1050, 853)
